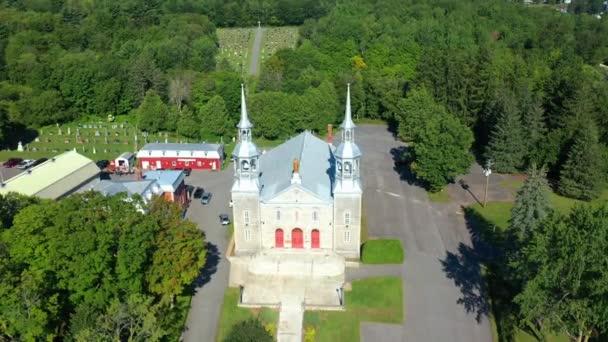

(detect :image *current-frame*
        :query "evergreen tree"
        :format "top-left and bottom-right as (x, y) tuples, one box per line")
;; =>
(522, 100), (548, 168)
(177, 107), (199, 140)
(509, 165), (552, 242)
(199, 95), (232, 138)
(136, 89), (168, 133)
(485, 96), (526, 173)
(559, 122), (603, 200)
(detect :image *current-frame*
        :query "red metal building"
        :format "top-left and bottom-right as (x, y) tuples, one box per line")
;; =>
(136, 143), (224, 171)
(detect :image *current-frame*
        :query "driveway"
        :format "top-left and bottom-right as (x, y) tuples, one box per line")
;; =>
(181, 168), (234, 342)
(351, 125), (493, 342)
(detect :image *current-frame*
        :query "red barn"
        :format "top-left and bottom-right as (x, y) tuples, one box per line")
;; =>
(137, 143), (224, 171)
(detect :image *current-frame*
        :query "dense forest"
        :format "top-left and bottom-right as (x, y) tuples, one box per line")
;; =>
(254, 0), (608, 194)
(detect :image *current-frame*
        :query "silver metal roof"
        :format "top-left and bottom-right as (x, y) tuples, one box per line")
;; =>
(237, 84), (253, 130)
(259, 131), (334, 202)
(232, 141), (259, 159)
(85, 179), (156, 197)
(334, 142), (361, 159)
(340, 83), (356, 130)
(139, 142), (221, 152)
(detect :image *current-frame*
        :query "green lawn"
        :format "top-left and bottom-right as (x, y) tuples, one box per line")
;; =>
(427, 188), (451, 202)
(304, 277), (403, 342)
(216, 288), (278, 342)
(361, 239), (404, 264)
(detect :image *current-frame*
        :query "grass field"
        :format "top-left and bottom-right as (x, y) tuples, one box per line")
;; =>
(361, 239), (404, 264)
(216, 288), (278, 342)
(304, 277), (403, 342)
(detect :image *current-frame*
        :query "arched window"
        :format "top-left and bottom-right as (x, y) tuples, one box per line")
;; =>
(241, 160), (249, 171)
(345, 130), (351, 141)
(251, 159), (257, 171)
(344, 162), (352, 178)
(337, 161), (342, 175)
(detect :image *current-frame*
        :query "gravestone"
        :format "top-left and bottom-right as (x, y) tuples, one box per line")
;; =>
(93, 146), (96, 154)
(95, 131), (100, 137)
(35, 137), (40, 142)
(58, 128), (62, 135)
(67, 127), (71, 135)
(17, 141), (23, 152)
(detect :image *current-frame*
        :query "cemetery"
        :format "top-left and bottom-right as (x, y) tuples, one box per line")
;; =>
(0, 120), (214, 163)
(216, 26), (299, 75)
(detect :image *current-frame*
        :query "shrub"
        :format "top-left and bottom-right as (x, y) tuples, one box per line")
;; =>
(224, 319), (273, 342)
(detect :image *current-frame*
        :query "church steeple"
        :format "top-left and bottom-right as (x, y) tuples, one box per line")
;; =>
(334, 83), (362, 193)
(232, 84), (260, 192)
(341, 83), (356, 137)
(238, 84), (253, 131)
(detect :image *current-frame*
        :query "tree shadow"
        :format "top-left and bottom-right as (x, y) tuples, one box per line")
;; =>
(440, 206), (501, 322)
(187, 242), (221, 295)
(1, 123), (38, 149)
(459, 179), (483, 206)
(389, 146), (422, 187)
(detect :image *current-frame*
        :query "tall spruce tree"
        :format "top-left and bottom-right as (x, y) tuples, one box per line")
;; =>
(559, 122), (603, 200)
(509, 165), (552, 242)
(485, 96), (526, 173)
(523, 100), (548, 167)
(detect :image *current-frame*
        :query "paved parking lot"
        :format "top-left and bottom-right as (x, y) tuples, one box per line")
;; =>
(0, 164), (25, 182)
(181, 167), (234, 342)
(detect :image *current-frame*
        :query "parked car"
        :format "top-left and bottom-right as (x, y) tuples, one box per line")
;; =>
(219, 214), (230, 225)
(2, 158), (23, 168)
(184, 168), (192, 176)
(201, 192), (212, 205)
(96, 160), (110, 170)
(17, 159), (36, 169)
(32, 158), (48, 167)
(193, 187), (204, 199)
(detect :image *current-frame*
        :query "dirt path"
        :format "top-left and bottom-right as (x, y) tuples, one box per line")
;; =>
(249, 26), (264, 76)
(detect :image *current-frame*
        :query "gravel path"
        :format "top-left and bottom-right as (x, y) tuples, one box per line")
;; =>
(249, 27), (264, 76)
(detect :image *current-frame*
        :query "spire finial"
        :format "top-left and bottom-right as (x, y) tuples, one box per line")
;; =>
(341, 83), (356, 130)
(238, 83), (253, 129)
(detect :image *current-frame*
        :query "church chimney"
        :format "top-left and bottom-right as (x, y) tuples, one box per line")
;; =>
(327, 124), (333, 144)
(291, 158), (301, 184)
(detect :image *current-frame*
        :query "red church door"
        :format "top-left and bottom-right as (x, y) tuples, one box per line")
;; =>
(275, 229), (284, 248)
(311, 229), (320, 248)
(291, 228), (303, 248)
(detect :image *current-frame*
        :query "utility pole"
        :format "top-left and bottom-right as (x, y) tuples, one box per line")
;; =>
(483, 160), (493, 208)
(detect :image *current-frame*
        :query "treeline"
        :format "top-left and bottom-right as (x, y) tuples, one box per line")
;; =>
(0, 192), (206, 340)
(257, 0), (608, 195)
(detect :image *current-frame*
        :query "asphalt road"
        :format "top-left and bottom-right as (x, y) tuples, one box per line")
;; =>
(249, 27), (264, 76)
(181, 168), (234, 342)
(351, 125), (493, 342)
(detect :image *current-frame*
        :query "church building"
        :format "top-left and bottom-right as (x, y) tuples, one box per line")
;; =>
(228, 84), (362, 311)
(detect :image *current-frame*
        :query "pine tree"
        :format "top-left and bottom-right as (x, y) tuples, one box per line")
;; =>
(559, 122), (603, 200)
(522, 99), (548, 167)
(485, 96), (526, 173)
(509, 165), (552, 241)
(199, 95), (232, 139)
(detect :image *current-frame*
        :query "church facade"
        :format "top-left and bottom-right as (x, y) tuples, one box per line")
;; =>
(227, 85), (362, 314)
(230, 84), (363, 260)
